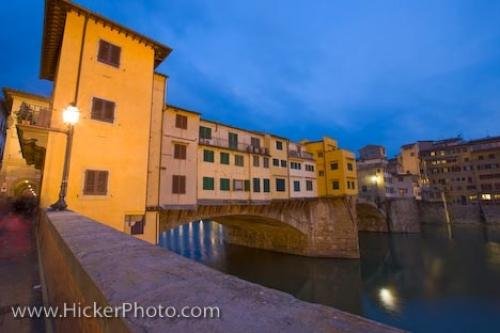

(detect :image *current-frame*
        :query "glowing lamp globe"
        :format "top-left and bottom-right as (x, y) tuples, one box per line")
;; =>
(62, 104), (80, 125)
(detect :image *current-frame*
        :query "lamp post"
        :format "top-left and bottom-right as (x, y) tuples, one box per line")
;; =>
(50, 104), (80, 211)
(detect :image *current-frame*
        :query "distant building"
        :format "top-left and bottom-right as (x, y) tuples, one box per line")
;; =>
(419, 136), (500, 205)
(301, 137), (357, 197)
(359, 144), (385, 160)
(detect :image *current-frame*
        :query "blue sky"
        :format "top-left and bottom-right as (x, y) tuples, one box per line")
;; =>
(1, 0), (500, 156)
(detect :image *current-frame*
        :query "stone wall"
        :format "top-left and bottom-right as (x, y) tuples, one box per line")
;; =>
(386, 198), (420, 233)
(159, 197), (360, 258)
(38, 210), (400, 333)
(356, 202), (388, 232)
(356, 199), (420, 233)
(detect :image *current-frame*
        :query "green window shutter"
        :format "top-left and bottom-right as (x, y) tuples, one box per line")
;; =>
(203, 177), (214, 190)
(203, 149), (214, 162)
(253, 178), (260, 192)
(220, 152), (230, 165)
(220, 178), (230, 191)
(199, 126), (212, 139)
(263, 179), (270, 193)
(229, 132), (238, 149)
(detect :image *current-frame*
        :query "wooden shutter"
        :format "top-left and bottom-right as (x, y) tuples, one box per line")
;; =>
(98, 40), (120, 67)
(96, 171), (108, 194)
(84, 170), (96, 194)
(92, 98), (115, 123)
(174, 144), (186, 159)
(103, 101), (115, 122)
(98, 40), (109, 62)
(110, 44), (121, 66)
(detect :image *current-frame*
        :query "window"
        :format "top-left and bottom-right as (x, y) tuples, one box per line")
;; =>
(362, 185), (367, 192)
(233, 180), (245, 191)
(276, 178), (286, 192)
(220, 152), (230, 165)
(276, 141), (283, 150)
(306, 180), (313, 191)
(244, 180), (250, 192)
(172, 175), (186, 194)
(317, 151), (324, 158)
(263, 157), (269, 168)
(273, 158), (280, 167)
(91, 97), (115, 123)
(293, 181), (300, 192)
(83, 170), (108, 195)
(330, 162), (338, 170)
(175, 114), (188, 129)
(199, 126), (212, 140)
(220, 178), (230, 191)
(97, 40), (121, 67)
(125, 215), (145, 235)
(347, 162), (353, 171)
(332, 180), (340, 190)
(235, 155), (244, 166)
(203, 177), (214, 190)
(281, 160), (287, 168)
(305, 164), (315, 172)
(253, 155), (260, 167)
(174, 144), (186, 160)
(319, 170), (325, 176)
(251, 137), (261, 148)
(203, 149), (214, 162)
(228, 132), (238, 149)
(290, 162), (302, 170)
(263, 179), (270, 193)
(253, 178), (261, 192)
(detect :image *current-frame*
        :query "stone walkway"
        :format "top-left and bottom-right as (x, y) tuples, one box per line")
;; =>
(0, 206), (45, 332)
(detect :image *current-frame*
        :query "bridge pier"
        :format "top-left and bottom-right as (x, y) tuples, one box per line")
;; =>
(159, 197), (360, 259)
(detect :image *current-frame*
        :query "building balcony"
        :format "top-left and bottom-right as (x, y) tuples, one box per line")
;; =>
(199, 137), (270, 155)
(15, 103), (53, 170)
(16, 103), (52, 128)
(288, 150), (314, 160)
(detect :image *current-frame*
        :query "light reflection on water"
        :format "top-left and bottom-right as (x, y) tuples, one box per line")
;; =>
(159, 221), (500, 332)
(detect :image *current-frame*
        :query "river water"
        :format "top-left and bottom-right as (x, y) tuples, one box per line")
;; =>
(158, 221), (500, 332)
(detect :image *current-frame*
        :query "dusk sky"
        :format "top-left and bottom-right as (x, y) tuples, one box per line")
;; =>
(1, 0), (500, 156)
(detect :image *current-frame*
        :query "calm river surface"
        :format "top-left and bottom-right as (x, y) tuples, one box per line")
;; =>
(159, 221), (500, 332)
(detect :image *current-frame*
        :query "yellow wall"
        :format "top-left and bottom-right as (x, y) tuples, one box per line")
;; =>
(41, 12), (157, 235)
(304, 137), (357, 197)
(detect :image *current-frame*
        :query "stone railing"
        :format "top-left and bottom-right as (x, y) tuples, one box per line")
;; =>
(38, 210), (401, 332)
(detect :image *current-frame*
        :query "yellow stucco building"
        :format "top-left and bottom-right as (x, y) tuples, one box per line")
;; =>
(302, 137), (358, 197)
(1, 0), (355, 246)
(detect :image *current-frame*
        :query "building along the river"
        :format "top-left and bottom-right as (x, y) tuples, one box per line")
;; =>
(302, 137), (358, 197)
(0, 0), (356, 246)
(419, 136), (500, 205)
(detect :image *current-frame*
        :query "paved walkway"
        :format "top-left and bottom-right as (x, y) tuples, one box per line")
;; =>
(0, 205), (45, 332)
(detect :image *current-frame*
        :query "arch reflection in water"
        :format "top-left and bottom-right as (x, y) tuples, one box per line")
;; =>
(159, 220), (363, 313)
(159, 221), (500, 333)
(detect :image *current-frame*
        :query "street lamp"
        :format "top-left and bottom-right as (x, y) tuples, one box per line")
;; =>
(50, 103), (80, 211)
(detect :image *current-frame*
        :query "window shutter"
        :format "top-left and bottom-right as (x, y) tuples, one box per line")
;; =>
(110, 45), (121, 66)
(97, 171), (108, 194)
(104, 101), (115, 122)
(92, 98), (103, 120)
(84, 171), (95, 194)
(180, 176), (186, 194)
(172, 175), (178, 193)
(98, 40), (109, 62)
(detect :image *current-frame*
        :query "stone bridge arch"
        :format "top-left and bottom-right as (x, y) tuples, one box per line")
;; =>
(159, 197), (360, 258)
